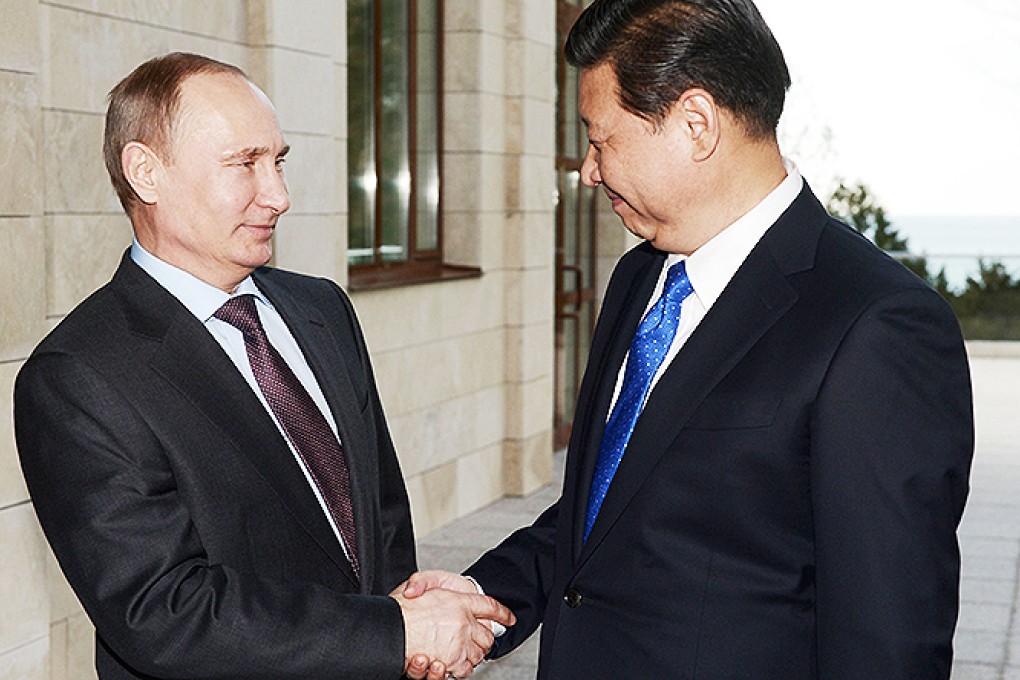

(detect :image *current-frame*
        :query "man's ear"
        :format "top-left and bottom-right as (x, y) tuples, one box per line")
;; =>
(121, 142), (162, 204)
(675, 88), (721, 162)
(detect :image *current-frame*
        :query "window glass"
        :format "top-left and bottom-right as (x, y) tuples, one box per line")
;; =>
(379, 0), (411, 263)
(347, 0), (443, 279)
(347, 0), (376, 266)
(415, 0), (440, 252)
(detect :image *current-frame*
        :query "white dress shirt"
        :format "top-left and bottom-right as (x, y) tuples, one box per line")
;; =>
(608, 159), (804, 415)
(130, 241), (353, 557)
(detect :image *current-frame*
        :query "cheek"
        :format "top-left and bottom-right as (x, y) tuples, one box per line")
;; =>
(214, 178), (252, 209)
(605, 148), (644, 187)
(596, 155), (622, 189)
(197, 171), (254, 207)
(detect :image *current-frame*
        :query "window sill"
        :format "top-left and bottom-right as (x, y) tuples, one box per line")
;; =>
(347, 264), (482, 292)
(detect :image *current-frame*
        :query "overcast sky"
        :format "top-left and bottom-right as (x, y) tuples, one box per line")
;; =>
(755, 0), (1020, 218)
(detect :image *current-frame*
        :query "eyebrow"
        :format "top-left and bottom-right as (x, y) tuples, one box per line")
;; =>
(222, 145), (291, 162)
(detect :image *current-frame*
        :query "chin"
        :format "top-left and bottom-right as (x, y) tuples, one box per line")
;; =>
(622, 221), (656, 244)
(243, 246), (274, 270)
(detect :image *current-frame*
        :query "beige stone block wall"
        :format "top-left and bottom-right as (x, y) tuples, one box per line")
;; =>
(0, 365), (27, 509)
(257, 0), (348, 288)
(0, 638), (47, 680)
(0, 219), (47, 362)
(45, 215), (132, 318)
(0, 72), (42, 216)
(282, 132), (342, 214)
(0, 505), (49, 676)
(597, 199), (639, 308)
(1, 3), (50, 676)
(500, 0), (556, 495)
(3, 0), (40, 73)
(42, 5), (247, 114)
(0, 366), (33, 678)
(0, 63), (47, 362)
(274, 214), (348, 283)
(46, 548), (95, 680)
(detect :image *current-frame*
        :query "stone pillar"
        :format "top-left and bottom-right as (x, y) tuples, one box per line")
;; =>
(500, 0), (556, 495)
(0, 1), (52, 678)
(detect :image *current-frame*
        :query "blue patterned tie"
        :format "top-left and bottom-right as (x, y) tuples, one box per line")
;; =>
(584, 261), (693, 541)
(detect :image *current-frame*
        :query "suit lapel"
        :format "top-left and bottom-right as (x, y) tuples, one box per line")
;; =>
(254, 273), (370, 591)
(575, 187), (826, 563)
(113, 257), (357, 585)
(568, 246), (664, 557)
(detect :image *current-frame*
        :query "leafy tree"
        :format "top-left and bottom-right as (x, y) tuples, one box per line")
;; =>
(955, 259), (1020, 317)
(827, 181), (907, 251)
(965, 259), (1020, 295)
(825, 181), (1020, 339)
(826, 181), (942, 287)
(929, 267), (955, 300)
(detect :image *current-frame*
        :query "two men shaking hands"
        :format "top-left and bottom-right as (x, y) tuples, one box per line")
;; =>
(15, 1), (973, 679)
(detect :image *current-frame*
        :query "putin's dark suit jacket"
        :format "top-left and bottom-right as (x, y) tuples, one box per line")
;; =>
(15, 253), (416, 679)
(467, 186), (974, 679)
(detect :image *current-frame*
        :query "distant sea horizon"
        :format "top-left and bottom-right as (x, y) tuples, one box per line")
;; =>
(882, 215), (1020, 292)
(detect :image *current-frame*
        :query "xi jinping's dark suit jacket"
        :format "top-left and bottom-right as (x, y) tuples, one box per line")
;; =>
(467, 186), (974, 679)
(15, 253), (416, 679)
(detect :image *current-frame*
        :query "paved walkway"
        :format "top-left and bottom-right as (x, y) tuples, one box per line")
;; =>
(417, 353), (1020, 679)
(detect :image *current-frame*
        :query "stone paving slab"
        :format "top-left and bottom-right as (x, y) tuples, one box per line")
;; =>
(418, 355), (1020, 678)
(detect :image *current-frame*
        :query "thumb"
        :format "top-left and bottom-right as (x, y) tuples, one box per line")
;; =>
(403, 569), (474, 598)
(472, 594), (516, 627)
(402, 570), (443, 598)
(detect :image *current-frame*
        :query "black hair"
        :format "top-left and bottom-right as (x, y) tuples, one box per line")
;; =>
(565, 0), (791, 139)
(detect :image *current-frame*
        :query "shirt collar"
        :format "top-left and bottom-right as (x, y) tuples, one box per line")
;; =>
(673, 158), (803, 310)
(130, 239), (268, 322)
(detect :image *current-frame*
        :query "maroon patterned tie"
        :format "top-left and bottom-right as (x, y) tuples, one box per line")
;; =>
(215, 295), (359, 578)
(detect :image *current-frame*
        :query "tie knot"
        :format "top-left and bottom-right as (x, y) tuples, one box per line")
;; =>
(663, 261), (694, 305)
(214, 295), (261, 336)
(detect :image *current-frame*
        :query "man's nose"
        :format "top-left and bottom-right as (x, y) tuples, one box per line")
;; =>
(579, 145), (601, 187)
(258, 166), (290, 215)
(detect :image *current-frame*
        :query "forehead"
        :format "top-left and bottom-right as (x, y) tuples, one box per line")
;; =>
(578, 63), (626, 134)
(175, 72), (283, 145)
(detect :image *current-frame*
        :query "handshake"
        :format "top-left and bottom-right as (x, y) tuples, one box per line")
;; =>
(390, 570), (516, 679)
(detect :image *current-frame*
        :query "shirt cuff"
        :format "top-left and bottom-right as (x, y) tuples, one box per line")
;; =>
(464, 575), (507, 637)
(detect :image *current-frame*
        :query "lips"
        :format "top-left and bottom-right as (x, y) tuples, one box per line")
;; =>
(241, 223), (276, 238)
(604, 189), (624, 211)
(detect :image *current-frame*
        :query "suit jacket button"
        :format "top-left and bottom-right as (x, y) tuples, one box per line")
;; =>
(564, 589), (582, 608)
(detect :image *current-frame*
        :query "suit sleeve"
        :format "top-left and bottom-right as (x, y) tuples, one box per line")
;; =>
(15, 351), (407, 680)
(461, 248), (649, 656)
(810, 286), (973, 678)
(464, 500), (560, 656)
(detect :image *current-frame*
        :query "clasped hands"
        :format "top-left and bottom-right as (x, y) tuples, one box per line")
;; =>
(390, 570), (514, 680)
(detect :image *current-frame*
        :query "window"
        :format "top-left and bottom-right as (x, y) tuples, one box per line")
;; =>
(554, 0), (600, 447)
(348, 0), (464, 288)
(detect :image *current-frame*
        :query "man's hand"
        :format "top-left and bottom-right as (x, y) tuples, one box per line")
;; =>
(391, 586), (515, 678)
(403, 570), (508, 638)
(403, 653), (447, 680)
(402, 570), (479, 598)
